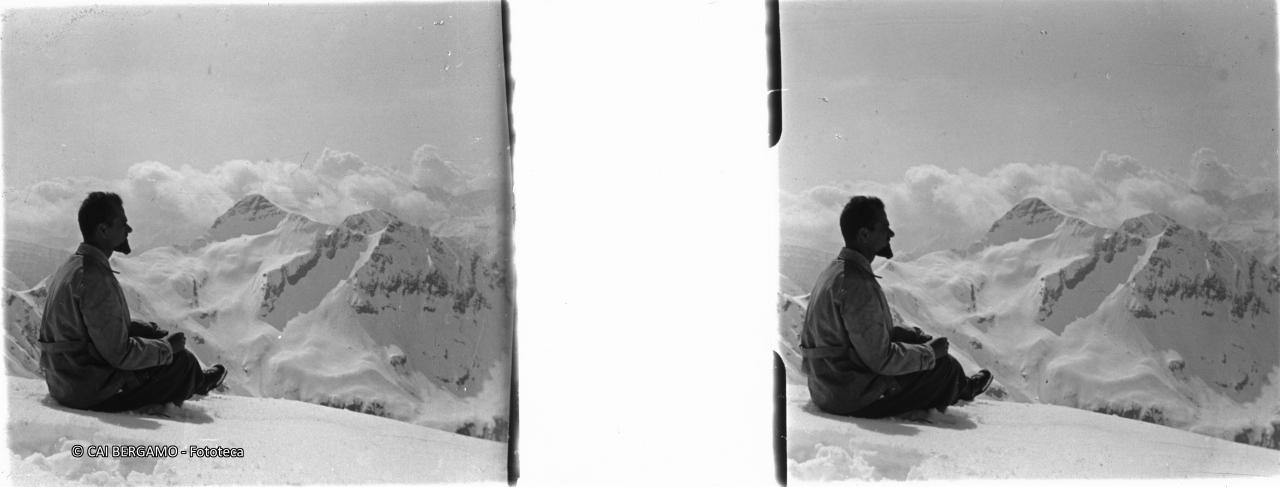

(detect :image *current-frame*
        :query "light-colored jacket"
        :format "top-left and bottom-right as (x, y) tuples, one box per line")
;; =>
(37, 243), (173, 409)
(799, 248), (936, 415)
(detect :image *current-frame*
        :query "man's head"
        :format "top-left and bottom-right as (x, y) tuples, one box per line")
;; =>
(839, 195), (894, 260)
(78, 192), (132, 255)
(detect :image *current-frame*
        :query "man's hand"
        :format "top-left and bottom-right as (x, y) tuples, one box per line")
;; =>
(926, 336), (949, 357)
(910, 326), (933, 343)
(166, 332), (186, 354)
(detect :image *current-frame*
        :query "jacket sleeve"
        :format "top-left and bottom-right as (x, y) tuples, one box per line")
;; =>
(128, 320), (169, 339)
(841, 282), (935, 375)
(78, 271), (173, 370)
(889, 325), (914, 342)
(889, 325), (931, 344)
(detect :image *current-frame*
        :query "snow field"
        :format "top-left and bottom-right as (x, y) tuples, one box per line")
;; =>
(6, 376), (506, 484)
(786, 385), (1280, 481)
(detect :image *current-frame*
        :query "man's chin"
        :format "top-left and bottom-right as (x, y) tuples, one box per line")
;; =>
(115, 241), (132, 255)
(877, 244), (893, 259)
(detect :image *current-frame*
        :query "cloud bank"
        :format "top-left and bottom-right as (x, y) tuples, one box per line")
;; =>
(4, 145), (501, 253)
(782, 150), (1278, 258)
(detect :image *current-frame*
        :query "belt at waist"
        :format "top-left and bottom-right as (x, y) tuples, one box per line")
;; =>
(798, 345), (848, 359)
(37, 339), (88, 354)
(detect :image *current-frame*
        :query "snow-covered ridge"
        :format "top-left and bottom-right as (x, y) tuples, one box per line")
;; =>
(779, 245), (832, 297)
(779, 197), (1280, 450)
(5, 194), (512, 441)
(2, 240), (69, 292)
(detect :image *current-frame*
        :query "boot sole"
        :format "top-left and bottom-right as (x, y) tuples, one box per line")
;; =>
(199, 365), (228, 395)
(966, 371), (993, 400)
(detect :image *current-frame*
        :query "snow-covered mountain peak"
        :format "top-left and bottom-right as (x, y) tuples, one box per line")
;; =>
(1120, 212), (1179, 238)
(342, 208), (401, 235)
(1009, 196), (1056, 215)
(207, 193), (292, 241)
(224, 193), (284, 218)
(982, 197), (1073, 247)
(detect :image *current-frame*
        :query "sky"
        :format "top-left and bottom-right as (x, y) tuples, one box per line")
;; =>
(778, 0), (1279, 253)
(1, 2), (509, 251)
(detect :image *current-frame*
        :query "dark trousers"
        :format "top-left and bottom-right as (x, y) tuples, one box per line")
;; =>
(91, 350), (203, 412)
(853, 354), (967, 418)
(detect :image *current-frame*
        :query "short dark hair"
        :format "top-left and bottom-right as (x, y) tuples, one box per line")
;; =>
(78, 192), (124, 241)
(839, 195), (885, 247)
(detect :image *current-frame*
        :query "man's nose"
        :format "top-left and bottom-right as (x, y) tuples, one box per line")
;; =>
(888, 229), (895, 238)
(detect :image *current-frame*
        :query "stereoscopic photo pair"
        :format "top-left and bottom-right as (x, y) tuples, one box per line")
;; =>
(5, 1), (1279, 485)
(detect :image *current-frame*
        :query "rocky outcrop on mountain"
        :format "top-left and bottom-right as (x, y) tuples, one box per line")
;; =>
(4, 287), (44, 379)
(256, 219), (370, 329)
(1036, 228), (1148, 334)
(1125, 223), (1278, 402)
(340, 213), (509, 394)
(1231, 421), (1280, 450)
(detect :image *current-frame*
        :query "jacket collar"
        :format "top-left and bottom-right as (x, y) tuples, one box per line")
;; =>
(75, 243), (118, 274)
(837, 247), (880, 278)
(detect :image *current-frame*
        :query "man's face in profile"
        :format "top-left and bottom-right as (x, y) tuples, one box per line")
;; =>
(872, 211), (895, 260)
(104, 205), (133, 255)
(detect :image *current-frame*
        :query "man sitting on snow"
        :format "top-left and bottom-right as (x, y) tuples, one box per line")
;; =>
(799, 195), (992, 418)
(37, 192), (226, 412)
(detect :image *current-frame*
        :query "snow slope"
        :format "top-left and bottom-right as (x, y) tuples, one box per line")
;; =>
(786, 384), (1280, 481)
(2, 240), (69, 292)
(780, 245), (832, 297)
(5, 376), (506, 484)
